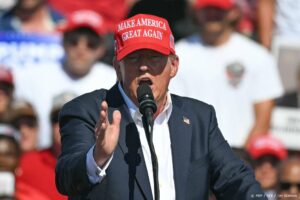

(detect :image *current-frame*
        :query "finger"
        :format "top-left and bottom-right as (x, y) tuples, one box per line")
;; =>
(112, 110), (121, 128)
(100, 101), (109, 125)
(96, 101), (108, 136)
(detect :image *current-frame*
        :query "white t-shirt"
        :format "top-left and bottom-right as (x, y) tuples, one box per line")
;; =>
(13, 62), (116, 148)
(170, 33), (283, 148)
(275, 0), (300, 37)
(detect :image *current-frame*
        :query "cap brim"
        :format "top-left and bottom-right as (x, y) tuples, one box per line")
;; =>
(251, 149), (286, 160)
(117, 42), (172, 61)
(58, 23), (104, 35)
(194, 3), (233, 10)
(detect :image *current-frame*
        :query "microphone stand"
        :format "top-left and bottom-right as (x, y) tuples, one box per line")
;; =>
(142, 115), (160, 200)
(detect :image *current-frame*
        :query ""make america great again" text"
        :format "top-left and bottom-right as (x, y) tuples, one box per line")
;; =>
(117, 18), (167, 32)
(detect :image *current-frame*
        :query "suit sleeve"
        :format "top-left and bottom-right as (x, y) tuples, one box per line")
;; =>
(55, 98), (98, 196)
(207, 105), (267, 200)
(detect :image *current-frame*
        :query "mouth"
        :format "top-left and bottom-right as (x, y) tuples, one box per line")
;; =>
(138, 78), (153, 86)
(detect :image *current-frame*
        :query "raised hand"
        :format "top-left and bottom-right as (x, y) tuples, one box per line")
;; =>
(93, 101), (121, 167)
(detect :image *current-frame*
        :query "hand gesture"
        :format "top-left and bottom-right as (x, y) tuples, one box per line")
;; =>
(94, 101), (121, 167)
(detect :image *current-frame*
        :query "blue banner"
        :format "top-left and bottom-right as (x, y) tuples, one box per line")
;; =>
(0, 32), (64, 69)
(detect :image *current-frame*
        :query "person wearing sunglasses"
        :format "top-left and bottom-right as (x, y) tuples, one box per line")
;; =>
(11, 99), (39, 153)
(278, 157), (300, 200)
(13, 10), (117, 149)
(15, 92), (77, 200)
(247, 135), (287, 200)
(170, 0), (283, 156)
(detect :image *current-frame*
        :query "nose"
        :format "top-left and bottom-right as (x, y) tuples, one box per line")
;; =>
(139, 64), (149, 72)
(77, 40), (87, 50)
(138, 57), (151, 72)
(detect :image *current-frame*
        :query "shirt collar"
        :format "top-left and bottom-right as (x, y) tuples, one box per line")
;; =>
(117, 82), (173, 124)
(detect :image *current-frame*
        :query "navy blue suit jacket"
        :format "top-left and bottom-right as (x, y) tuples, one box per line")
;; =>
(56, 83), (266, 200)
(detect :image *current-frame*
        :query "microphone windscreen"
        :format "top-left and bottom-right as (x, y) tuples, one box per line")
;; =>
(137, 83), (154, 103)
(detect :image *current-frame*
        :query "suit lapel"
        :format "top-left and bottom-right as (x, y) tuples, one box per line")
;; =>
(168, 96), (193, 199)
(106, 84), (153, 200)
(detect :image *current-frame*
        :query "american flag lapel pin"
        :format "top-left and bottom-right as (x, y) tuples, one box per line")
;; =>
(183, 116), (190, 125)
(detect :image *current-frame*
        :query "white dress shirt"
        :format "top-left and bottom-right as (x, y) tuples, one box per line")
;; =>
(86, 83), (175, 199)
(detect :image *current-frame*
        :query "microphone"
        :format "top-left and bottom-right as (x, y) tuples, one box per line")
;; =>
(137, 83), (157, 132)
(137, 83), (160, 200)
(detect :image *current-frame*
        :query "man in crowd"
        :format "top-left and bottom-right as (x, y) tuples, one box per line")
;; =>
(247, 135), (287, 200)
(11, 99), (39, 152)
(0, 0), (64, 33)
(278, 157), (300, 200)
(0, 124), (20, 199)
(16, 92), (75, 200)
(14, 10), (116, 148)
(170, 0), (283, 152)
(56, 13), (266, 199)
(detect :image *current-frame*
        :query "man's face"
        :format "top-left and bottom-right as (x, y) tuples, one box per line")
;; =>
(115, 49), (179, 108)
(194, 7), (232, 38)
(0, 138), (19, 172)
(279, 160), (300, 200)
(64, 35), (104, 78)
(254, 155), (279, 190)
(0, 82), (13, 114)
(14, 116), (38, 152)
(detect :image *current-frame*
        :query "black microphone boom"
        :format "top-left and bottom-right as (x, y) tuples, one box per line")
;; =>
(136, 83), (160, 200)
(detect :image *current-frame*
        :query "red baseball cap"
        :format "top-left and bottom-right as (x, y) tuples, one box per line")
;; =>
(114, 14), (176, 61)
(193, 0), (234, 10)
(0, 66), (13, 85)
(57, 10), (106, 35)
(247, 135), (287, 160)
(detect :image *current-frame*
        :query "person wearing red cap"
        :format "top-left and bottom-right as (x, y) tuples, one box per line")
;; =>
(13, 10), (116, 149)
(56, 13), (267, 200)
(170, 0), (283, 151)
(247, 135), (287, 200)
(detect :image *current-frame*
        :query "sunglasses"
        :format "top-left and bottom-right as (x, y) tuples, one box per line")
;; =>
(0, 83), (13, 96)
(280, 182), (300, 190)
(14, 116), (37, 129)
(66, 36), (100, 50)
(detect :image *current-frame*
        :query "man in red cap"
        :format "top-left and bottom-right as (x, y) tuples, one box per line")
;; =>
(170, 0), (283, 153)
(247, 135), (287, 200)
(56, 13), (267, 199)
(14, 10), (116, 149)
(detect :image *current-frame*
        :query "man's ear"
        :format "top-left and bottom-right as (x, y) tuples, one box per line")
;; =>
(113, 57), (122, 81)
(170, 55), (179, 78)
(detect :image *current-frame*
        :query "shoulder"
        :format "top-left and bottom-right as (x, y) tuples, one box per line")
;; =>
(65, 88), (108, 109)
(62, 84), (120, 112)
(171, 93), (214, 115)
(176, 34), (201, 48)
(47, 5), (65, 23)
(232, 33), (272, 57)
(92, 62), (115, 73)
